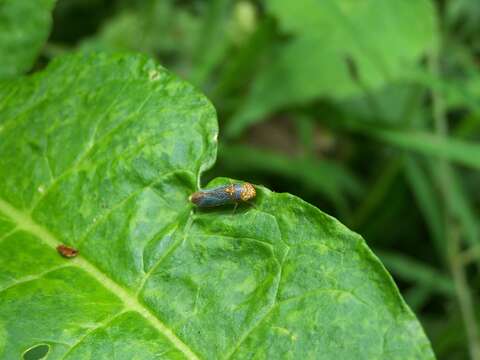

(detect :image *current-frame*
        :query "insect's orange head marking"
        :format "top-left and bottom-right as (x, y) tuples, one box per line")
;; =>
(240, 183), (256, 201)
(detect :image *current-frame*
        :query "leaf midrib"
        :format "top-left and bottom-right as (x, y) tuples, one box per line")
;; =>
(0, 197), (199, 360)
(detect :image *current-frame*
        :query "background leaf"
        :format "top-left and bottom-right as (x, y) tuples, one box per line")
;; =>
(226, 0), (438, 136)
(350, 125), (480, 171)
(0, 53), (433, 359)
(0, 0), (56, 79)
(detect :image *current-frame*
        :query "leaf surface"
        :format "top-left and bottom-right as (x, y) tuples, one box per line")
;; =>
(0, 53), (434, 359)
(0, 0), (56, 79)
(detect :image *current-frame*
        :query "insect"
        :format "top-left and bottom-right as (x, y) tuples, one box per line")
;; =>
(189, 182), (256, 208)
(57, 244), (79, 258)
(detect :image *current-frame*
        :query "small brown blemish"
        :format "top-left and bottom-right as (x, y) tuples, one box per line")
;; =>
(57, 244), (78, 258)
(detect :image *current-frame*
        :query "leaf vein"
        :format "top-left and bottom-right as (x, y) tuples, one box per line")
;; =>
(60, 310), (127, 360)
(136, 211), (194, 297)
(0, 227), (18, 244)
(28, 89), (154, 213)
(192, 233), (275, 251)
(223, 241), (288, 359)
(0, 264), (72, 295)
(75, 170), (192, 247)
(0, 197), (199, 360)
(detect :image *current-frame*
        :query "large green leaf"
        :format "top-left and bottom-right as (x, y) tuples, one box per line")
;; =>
(0, 53), (434, 359)
(0, 0), (56, 79)
(227, 0), (438, 137)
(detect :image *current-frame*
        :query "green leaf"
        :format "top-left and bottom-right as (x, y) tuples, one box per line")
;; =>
(188, 0), (233, 86)
(81, 1), (201, 64)
(80, 0), (235, 88)
(0, 53), (434, 359)
(0, 0), (56, 79)
(403, 157), (445, 257)
(446, 0), (480, 38)
(366, 128), (480, 171)
(227, 0), (438, 137)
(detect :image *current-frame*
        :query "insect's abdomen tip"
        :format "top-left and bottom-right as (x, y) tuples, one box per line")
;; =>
(189, 191), (202, 204)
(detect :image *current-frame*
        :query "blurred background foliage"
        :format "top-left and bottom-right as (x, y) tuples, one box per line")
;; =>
(37, 0), (480, 358)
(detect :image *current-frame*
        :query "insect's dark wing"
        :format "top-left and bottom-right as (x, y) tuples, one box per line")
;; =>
(191, 187), (233, 207)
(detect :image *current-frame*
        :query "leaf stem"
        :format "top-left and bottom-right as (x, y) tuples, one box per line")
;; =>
(429, 52), (480, 360)
(448, 224), (480, 360)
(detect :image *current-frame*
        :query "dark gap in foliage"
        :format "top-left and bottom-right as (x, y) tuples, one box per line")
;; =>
(50, 0), (117, 45)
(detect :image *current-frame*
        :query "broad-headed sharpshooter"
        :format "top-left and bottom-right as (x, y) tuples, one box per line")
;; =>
(189, 183), (256, 207)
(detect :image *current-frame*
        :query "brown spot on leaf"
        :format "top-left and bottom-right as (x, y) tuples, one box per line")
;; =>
(57, 244), (78, 258)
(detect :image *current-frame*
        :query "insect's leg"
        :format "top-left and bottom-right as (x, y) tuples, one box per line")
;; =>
(246, 200), (257, 209)
(232, 202), (238, 215)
